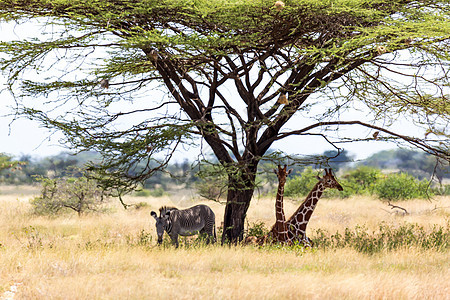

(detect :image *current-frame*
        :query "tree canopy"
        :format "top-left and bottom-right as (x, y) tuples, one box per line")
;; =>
(1, 0), (449, 242)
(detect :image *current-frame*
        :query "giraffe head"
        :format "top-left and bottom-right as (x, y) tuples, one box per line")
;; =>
(318, 168), (343, 191)
(273, 165), (292, 185)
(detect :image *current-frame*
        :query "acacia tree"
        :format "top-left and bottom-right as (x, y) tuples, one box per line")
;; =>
(0, 0), (449, 243)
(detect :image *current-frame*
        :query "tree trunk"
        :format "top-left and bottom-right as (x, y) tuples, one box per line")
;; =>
(221, 166), (256, 245)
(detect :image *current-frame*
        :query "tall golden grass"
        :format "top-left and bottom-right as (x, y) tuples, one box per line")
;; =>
(0, 186), (449, 299)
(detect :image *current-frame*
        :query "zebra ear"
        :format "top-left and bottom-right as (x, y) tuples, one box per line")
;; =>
(164, 210), (171, 218)
(150, 211), (158, 219)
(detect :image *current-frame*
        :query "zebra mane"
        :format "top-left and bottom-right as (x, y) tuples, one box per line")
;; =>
(159, 206), (178, 216)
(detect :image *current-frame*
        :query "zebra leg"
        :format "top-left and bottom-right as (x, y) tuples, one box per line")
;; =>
(170, 234), (179, 248)
(199, 229), (211, 245)
(203, 222), (216, 245)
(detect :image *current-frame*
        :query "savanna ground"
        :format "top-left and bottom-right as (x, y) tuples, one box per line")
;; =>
(0, 185), (449, 299)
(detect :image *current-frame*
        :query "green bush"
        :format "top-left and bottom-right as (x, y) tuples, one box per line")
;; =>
(343, 166), (381, 194)
(246, 221), (268, 238)
(280, 166), (437, 200)
(284, 167), (350, 198)
(135, 187), (166, 197)
(30, 175), (110, 216)
(325, 166), (382, 198)
(134, 189), (151, 197)
(375, 172), (432, 201)
(312, 222), (449, 253)
(284, 167), (317, 197)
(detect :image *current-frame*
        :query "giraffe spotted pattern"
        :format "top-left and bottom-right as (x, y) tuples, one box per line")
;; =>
(285, 168), (343, 246)
(269, 165), (292, 244)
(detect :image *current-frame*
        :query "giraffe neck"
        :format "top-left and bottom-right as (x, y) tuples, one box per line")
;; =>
(275, 183), (286, 223)
(286, 182), (325, 239)
(271, 180), (289, 242)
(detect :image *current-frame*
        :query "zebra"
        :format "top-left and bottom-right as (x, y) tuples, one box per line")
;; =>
(150, 204), (216, 248)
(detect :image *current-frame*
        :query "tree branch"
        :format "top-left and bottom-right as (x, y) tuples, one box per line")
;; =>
(262, 120), (449, 161)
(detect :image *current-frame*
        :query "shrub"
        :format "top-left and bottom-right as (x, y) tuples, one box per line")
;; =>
(342, 166), (381, 194)
(31, 175), (110, 216)
(135, 187), (166, 197)
(246, 221), (268, 238)
(375, 172), (432, 201)
(284, 167), (317, 197)
(312, 222), (449, 253)
(134, 189), (151, 197)
(285, 167), (351, 198)
(325, 166), (382, 198)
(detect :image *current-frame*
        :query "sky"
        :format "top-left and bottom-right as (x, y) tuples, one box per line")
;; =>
(0, 20), (430, 163)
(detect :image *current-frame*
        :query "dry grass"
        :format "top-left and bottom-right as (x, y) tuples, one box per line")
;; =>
(0, 186), (449, 299)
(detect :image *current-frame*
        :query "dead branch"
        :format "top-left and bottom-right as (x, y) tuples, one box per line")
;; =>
(429, 205), (450, 212)
(387, 201), (409, 215)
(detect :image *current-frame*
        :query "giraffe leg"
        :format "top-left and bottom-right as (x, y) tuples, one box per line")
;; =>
(302, 236), (314, 248)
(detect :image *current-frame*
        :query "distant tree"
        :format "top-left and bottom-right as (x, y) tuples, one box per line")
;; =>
(31, 173), (110, 216)
(0, 0), (449, 243)
(362, 149), (449, 181)
(322, 150), (354, 170)
(375, 172), (431, 201)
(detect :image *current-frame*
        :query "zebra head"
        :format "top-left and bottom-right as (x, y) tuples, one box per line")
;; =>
(150, 206), (178, 244)
(150, 210), (169, 244)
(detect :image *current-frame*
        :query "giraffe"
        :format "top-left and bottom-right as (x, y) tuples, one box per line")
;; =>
(285, 168), (343, 246)
(269, 165), (292, 243)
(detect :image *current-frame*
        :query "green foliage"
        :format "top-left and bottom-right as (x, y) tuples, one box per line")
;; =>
(284, 167), (318, 197)
(312, 223), (449, 254)
(195, 163), (228, 201)
(283, 166), (439, 200)
(362, 149), (449, 182)
(325, 166), (381, 198)
(374, 172), (432, 201)
(30, 174), (110, 216)
(134, 187), (166, 197)
(322, 150), (355, 170)
(246, 221), (268, 239)
(344, 166), (381, 193)
(284, 166), (350, 198)
(0, 154), (28, 183)
(0, 153), (22, 171)
(0, 152), (94, 185)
